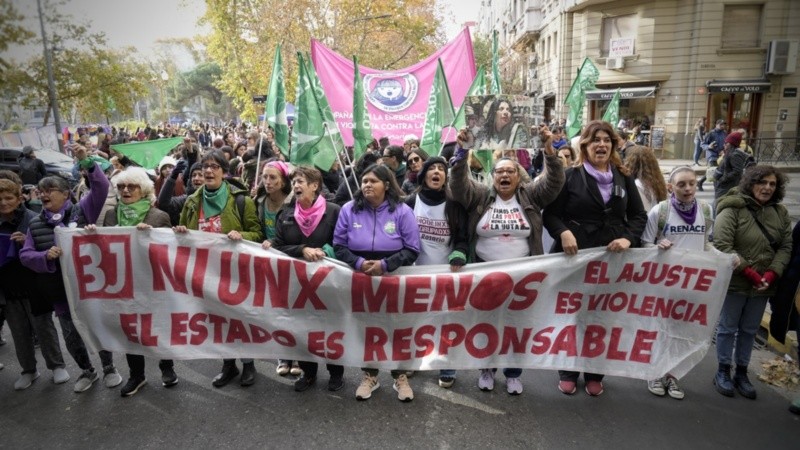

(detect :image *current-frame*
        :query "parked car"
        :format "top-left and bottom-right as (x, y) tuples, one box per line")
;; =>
(0, 146), (77, 186)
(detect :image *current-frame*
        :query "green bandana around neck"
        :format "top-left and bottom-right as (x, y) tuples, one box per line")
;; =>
(116, 199), (151, 226)
(201, 181), (229, 218)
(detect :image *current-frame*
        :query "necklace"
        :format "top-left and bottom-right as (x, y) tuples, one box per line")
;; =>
(265, 195), (284, 212)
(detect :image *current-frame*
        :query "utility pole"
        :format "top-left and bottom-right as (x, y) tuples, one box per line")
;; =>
(36, 0), (64, 153)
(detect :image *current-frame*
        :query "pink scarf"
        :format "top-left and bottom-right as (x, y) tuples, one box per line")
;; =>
(295, 194), (326, 237)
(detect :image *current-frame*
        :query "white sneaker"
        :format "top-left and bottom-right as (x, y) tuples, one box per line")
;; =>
(53, 367), (70, 384)
(393, 374), (414, 402)
(15, 371), (40, 390)
(74, 369), (99, 393)
(648, 378), (666, 396)
(478, 369), (494, 391)
(666, 376), (685, 400)
(506, 377), (523, 395)
(103, 366), (123, 388)
(290, 361), (302, 376)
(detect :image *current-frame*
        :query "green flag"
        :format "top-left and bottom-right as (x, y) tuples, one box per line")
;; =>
(472, 149), (495, 181)
(110, 137), (182, 169)
(451, 67), (487, 131)
(420, 59), (456, 156)
(307, 54), (344, 171)
(352, 55), (372, 162)
(266, 44), (289, 156)
(601, 88), (621, 126)
(291, 53), (341, 171)
(491, 31), (502, 95)
(564, 58), (600, 139)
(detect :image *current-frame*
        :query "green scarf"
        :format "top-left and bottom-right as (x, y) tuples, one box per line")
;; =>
(116, 199), (151, 226)
(202, 181), (229, 218)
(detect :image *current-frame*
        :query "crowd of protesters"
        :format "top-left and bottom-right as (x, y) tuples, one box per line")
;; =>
(0, 117), (797, 415)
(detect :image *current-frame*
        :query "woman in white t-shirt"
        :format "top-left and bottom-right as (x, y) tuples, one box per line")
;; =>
(404, 156), (469, 389)
(624, 145), (668, 212)
(449, 127), (565, 395)
(640, 166), (714, 400)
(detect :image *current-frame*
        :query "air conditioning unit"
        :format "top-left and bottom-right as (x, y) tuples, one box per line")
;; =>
(766, 40), (798, 75)
(606, 57), (624, 70)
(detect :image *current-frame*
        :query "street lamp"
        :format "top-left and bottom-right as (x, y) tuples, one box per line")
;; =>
(160, 70), (169, 124)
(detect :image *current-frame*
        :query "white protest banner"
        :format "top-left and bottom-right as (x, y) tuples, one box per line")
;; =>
(57, 227), (733, 380)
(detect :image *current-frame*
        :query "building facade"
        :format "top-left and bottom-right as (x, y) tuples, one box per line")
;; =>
(479, 0), (800, 158)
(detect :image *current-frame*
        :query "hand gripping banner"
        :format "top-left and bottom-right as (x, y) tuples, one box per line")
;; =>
(57, 227), (733, 380)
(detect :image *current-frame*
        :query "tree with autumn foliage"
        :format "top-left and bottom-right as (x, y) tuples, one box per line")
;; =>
(202, 0), (445, 120)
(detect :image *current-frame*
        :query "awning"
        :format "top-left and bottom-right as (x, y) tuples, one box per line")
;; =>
(539, 92), (556, 100)
(585, 86), (657, 100)
(706, 79), (771, 93)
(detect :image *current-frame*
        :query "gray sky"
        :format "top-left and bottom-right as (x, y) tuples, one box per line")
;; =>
(4, 0), (482, 64)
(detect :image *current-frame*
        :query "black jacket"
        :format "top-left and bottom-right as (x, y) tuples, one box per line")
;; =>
(273, 199), (340, 258)
(0, 205), (37, 304)
(543, 165), (647, 252)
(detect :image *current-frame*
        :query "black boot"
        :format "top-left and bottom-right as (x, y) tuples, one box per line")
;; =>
(714, 364), (734, 397)
(212, 360), (239, 388)
(240, 361), (256, 387)
(734, 366), (757, 399)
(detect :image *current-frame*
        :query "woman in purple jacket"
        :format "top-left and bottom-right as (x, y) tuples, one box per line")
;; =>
(333, 164), (421, 402)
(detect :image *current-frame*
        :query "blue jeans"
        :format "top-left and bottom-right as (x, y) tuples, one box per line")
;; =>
(440, 369), (456, 378)
(715, 292), (768, 367)
(693, 141), (703, 164)
(485, 368), (522, 378)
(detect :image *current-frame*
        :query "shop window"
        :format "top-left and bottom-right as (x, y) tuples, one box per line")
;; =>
(600, 14), (638, 57)
(721, 4), (762, 49)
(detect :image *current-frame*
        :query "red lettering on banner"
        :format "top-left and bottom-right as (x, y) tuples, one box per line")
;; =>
(465, 323), (498, 358)
(150, 244), (190, 294)
(531, 326), (555, 354)
(689, 304), (707, 325)
(252, 256), (291, 308)
(584, 261), (610, 284)
(615, 262), (713, 292)
(171, 313), (189, 345)
(403, 276), (432, 313)
(225, 319), (251, 343)
(351, 273), (399, 313)
(588, 292), (707, 325)
(550, 325), (578, 356)
(630, 330), (657, 363)
(556, 291), (583, 314)
(292, 261), (331, 310)
(120, 314), (139, 343)
(306, 331), (342, 358)
(140, 314), (158, 346)
(392, 327), (413, 361)
(308, 331), (326, 357)
(509, 272), (546, 310)
(439, 323), (466, 355)
(272, 331), (296, 347)
(219, 252), (252, 306)
(192, 248), (209, 298)
(414, 325), (436, 357)
(364, 327), (388, 361)
(209, 314), (227, 343)
(326, 332), (344, 359)
(581, 325), (606, 358)
(500, 326), (532, 354)
(469, 272), (514, 310)
(607, 327), (627, 360)
(189, 313), (209, 345)
(430, 274), (472, 311)
(73, 234), (133, 299)
(249, 325), (271, 343)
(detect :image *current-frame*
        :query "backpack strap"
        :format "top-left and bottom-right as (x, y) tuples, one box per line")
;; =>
(235, 193), (246, 228)
(700, 201), (713, 244)
(656, 200), (669, 241)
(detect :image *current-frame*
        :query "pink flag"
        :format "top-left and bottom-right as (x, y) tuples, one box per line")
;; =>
(311, 28), (476, 146)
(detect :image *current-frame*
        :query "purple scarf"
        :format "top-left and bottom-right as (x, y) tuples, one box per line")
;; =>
(670, 193), (697, 224)
(583, 162), (613, 204)
(295, 194), (326, 237)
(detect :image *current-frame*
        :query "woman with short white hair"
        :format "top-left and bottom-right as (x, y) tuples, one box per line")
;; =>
(86, 166), (176, 397)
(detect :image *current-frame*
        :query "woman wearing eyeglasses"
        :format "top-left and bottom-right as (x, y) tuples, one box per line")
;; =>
(449, 126), (564, 395)
(401, 149), (428, 195)
(543, 120), (647, 397)
(85, 167), (175, 397)
(712, 165), (792, 400)
(174, 150), (264, 389)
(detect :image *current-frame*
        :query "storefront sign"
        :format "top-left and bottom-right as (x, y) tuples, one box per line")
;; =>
(706, 80), (771, 93)
(783, 87), (797, 98)
(586, 86), (656, 100)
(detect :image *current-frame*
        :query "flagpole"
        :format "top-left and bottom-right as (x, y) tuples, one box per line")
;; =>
(324, 122), (356, 199)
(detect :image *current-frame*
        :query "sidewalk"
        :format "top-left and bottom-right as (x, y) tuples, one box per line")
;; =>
(657, 158), (800, 176)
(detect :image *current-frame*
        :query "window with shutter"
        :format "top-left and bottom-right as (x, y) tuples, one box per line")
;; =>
(721, 4), (763, 48)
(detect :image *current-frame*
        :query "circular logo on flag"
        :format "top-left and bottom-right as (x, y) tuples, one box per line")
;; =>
(383, 220), (397, 235)
(364, 73), (418, 112)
